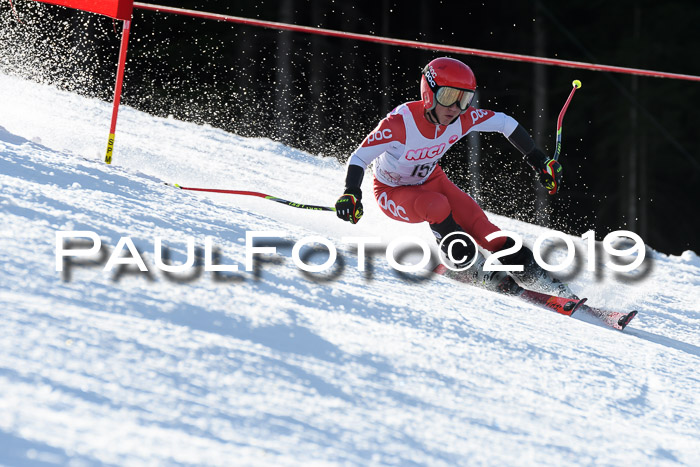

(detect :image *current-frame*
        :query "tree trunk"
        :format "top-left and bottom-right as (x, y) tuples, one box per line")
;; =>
(625, 3), (642, 234)
(380, 0), (392, 115)
(468, 92), (482, 200)
(275, 0), (294, 144)
(310, 0), (327, 153)
(533, 0), (549, 226)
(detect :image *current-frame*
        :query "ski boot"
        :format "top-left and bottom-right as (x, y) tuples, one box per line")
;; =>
(443, 253), (525, 295)
(497, 239), (578, 299)
(431, 215), (527, 296)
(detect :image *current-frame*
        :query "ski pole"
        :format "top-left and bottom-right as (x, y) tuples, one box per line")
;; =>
(553, 79), (581, 161)
(166, 183), (336, 212)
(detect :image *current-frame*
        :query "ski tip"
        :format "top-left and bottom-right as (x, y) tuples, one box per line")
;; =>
(618, 310), (638, 330)
(562, 297), (587, 316)
(569, 297), (587, 316)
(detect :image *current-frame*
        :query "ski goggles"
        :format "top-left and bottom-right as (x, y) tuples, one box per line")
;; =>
(435, 86), (475, 110)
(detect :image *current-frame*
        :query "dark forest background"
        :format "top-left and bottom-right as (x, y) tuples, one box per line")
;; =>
(2, 0), (699, 254)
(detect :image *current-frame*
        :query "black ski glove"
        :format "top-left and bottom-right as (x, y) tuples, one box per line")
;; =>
(525, 148), (563, 195)
(335, 186), (363, 224)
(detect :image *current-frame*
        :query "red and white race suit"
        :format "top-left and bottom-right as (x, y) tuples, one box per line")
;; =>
(347, 101), (520, 251)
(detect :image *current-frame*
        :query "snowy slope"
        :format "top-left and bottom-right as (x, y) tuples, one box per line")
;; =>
(1, 73), (699, 466)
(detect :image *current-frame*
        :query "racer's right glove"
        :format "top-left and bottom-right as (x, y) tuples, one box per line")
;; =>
(335, 186), (363, 224)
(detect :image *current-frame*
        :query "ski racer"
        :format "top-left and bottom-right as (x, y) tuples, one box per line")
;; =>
(335, 56), (574, 298)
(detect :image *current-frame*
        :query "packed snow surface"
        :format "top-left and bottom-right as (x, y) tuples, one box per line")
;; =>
(1, 74), (699, 466)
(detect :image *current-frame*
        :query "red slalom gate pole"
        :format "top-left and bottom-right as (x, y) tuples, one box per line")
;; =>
(553, 79), (582, 162)
(132, 2), (700, 83)
(105, 18), (131, 164)
(167, 183), (336, 211)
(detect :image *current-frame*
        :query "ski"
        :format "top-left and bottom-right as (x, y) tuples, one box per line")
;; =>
(434, 264), (586, 317)
(519, 289), (587, 316)
(433, 264), (638, 329)
(579, 304), (638, 331)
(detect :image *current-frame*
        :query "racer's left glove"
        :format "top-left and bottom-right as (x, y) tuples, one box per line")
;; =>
(525, 148), (563, 195)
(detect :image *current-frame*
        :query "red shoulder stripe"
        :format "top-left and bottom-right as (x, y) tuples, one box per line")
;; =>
(361, 113), (406, 147)
(460, 108), (496, 134)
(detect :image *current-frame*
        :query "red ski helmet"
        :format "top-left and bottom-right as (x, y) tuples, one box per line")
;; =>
(420, 57), (476, 114)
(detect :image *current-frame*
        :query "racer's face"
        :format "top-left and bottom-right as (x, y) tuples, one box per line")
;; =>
(433, 101), (461, 125)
